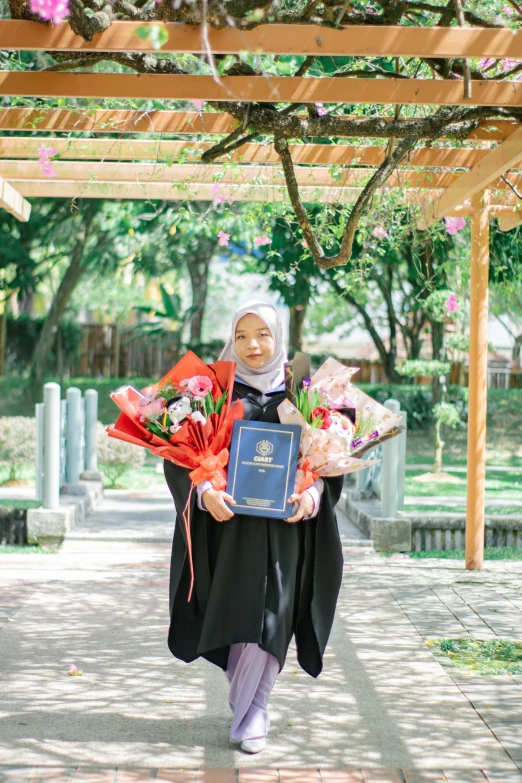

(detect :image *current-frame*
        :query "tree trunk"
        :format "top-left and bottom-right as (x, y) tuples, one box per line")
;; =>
(186, 248), (214, 344)
(431, 319), (445, 403)
(433, 417), (444, 473)
(513, 332), (522, 369)
(0, 301), (6, 376)
(289, 304), (307, 355)
(27, 208), (95, 401)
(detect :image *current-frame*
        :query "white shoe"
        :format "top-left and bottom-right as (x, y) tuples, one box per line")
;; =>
(240, 737), (266, 754)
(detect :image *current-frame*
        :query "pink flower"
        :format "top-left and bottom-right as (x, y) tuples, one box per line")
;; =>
(372, 226), (389, 239)
(191, 99), (206, 110)
(68, 664), (78, 671)
(503, 4), (514, 14)
(479, 57), (495, 70)
(254, 235), (271, 246)
(446, 293), (460, 313)
(444, 216), (466, 235)
(218, 230), (230, 246)
(301, 239), (308, 248)
(315, 103), (328, 116)
(41, 161), (57, 178)
(311, 406), (332, 430)
(30, 0), (69, 23)
(212, 184), (234, 206)
(186, 375), (213, 398)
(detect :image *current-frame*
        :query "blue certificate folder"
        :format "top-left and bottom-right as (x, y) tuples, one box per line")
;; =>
(226, 420), (301, 518)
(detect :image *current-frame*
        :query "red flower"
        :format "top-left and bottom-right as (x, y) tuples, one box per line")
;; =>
(311, 406), (332, 429)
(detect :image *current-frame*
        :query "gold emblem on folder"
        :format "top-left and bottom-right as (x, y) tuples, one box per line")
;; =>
(256, 439), (274, 457)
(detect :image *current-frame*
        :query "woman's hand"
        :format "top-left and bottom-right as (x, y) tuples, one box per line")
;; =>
(202, 488), (236, 522)
(285, 491), (314, 524)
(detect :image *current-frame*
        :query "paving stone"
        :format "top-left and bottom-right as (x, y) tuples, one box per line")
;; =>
(279, 771), (320, 782)
(114, 770), (156, 782)
(72, 770), (116, 783)
(0, 768), (35, 782)
(441, 771), (488, 782)
(402, 772), (447, 783)
(237, 771), (280, 783)
(29, 768), (77, 782)
(319, 771), (364, 782)
(483, 771), (522, 782)
(360, 771), (404, 783)
(156, 772), (198, 783)
(198, 772), (236, 783)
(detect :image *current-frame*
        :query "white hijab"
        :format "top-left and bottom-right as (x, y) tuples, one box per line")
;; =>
(218, 300), (287, 393)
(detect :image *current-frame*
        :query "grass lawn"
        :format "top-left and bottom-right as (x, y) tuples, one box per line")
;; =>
(427, 638), (522, 675)
(404, 470), (522, 499)
(379, 547), (522, 559)
(0, 499), (40, 509)
(0, 544), (57, 554)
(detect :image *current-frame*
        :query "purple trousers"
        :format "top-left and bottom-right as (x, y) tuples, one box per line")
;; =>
(225, 642), (280, 743)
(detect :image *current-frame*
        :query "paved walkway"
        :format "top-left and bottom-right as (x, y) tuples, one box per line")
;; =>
(1, 485), (522, 782)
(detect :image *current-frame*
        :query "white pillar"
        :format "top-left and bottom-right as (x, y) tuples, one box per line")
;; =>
(84, 389), (98, 472)
(66, 387), (82, 484)
(43, 382), (61, 510)
(397, 410), (408, 509)
(35, 402), (44, 503)
(381, 398), (400, 518)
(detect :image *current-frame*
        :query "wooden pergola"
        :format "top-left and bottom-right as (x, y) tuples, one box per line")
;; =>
(2, 20), (522, 569)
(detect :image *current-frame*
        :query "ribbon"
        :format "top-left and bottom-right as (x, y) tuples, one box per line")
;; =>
(182, 482), (196, 602)
(295, 459), (320, 494)
(189, 448), (229, 491)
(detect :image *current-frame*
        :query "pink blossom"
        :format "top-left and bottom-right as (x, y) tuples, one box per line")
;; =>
(41, 161), (57, 178)
(373, 226), (389, 239)
(479, 57), (495, 70)
(502, 58), (518, 72)
(191, 100), (206, 110)
(315, 103), (328, 116)
(218, 230), (230, 246)
(503, 4), (514, 14)
(444, 216), (466, 235)
(186, 375), (213, 398)
(30, 0), (69, 23)
(254, 234), (271, 246)
(446, 293), (460, 313)
(301, 239), (308, 248)
(68, 664), (78, 671)
(212, 183), (234, 206)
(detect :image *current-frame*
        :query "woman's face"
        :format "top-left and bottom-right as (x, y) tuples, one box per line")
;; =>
(235, 313), (276, 369)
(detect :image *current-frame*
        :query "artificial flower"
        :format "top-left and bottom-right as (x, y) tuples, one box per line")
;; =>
(186, 375), (213, 398)
(311, 406), (332, 430)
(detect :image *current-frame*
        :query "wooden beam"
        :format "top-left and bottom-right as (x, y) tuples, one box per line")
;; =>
(0, 176), (31, 221)
(2, 72), (522, 106)
(418, 125), (522, 228)
(3, 21), (522, 59)
(5, 159), (522, 191)
(0, 136), (498, 169)
(12, 179), (518, 209)
(496, 210), (522, 230)
(0, 108), (517, 142)
(465, 189), (490, 572)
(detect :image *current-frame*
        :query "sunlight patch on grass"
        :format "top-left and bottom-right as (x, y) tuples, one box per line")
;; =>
(427, 638), (522, 675)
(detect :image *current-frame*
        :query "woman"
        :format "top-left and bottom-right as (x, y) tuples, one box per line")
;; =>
(163, 300), (344, 754)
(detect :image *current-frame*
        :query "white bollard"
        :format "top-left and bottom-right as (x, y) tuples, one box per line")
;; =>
(43, 382), (61, 509)
(84, 389), (98, 472)
(381, 398), (400, 518)
(35, 402), (44, 502)
(397, 410), (408, 508)
(66, 387), (82, 484)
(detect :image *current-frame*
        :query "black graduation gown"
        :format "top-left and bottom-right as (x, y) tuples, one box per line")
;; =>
(163, 379), (344, 678)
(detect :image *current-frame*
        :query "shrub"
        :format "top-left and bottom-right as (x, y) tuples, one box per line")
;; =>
(0, 416), (36, 482)
(96, 421), (146, 487)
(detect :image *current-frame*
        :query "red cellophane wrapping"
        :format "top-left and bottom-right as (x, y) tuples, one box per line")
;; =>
(107, 351), (243, 599)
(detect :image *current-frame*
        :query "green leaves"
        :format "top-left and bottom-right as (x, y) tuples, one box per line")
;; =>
(135, 25), (169, 51)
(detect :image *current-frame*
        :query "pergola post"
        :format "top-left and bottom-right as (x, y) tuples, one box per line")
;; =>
(465, 189), (490, 570)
